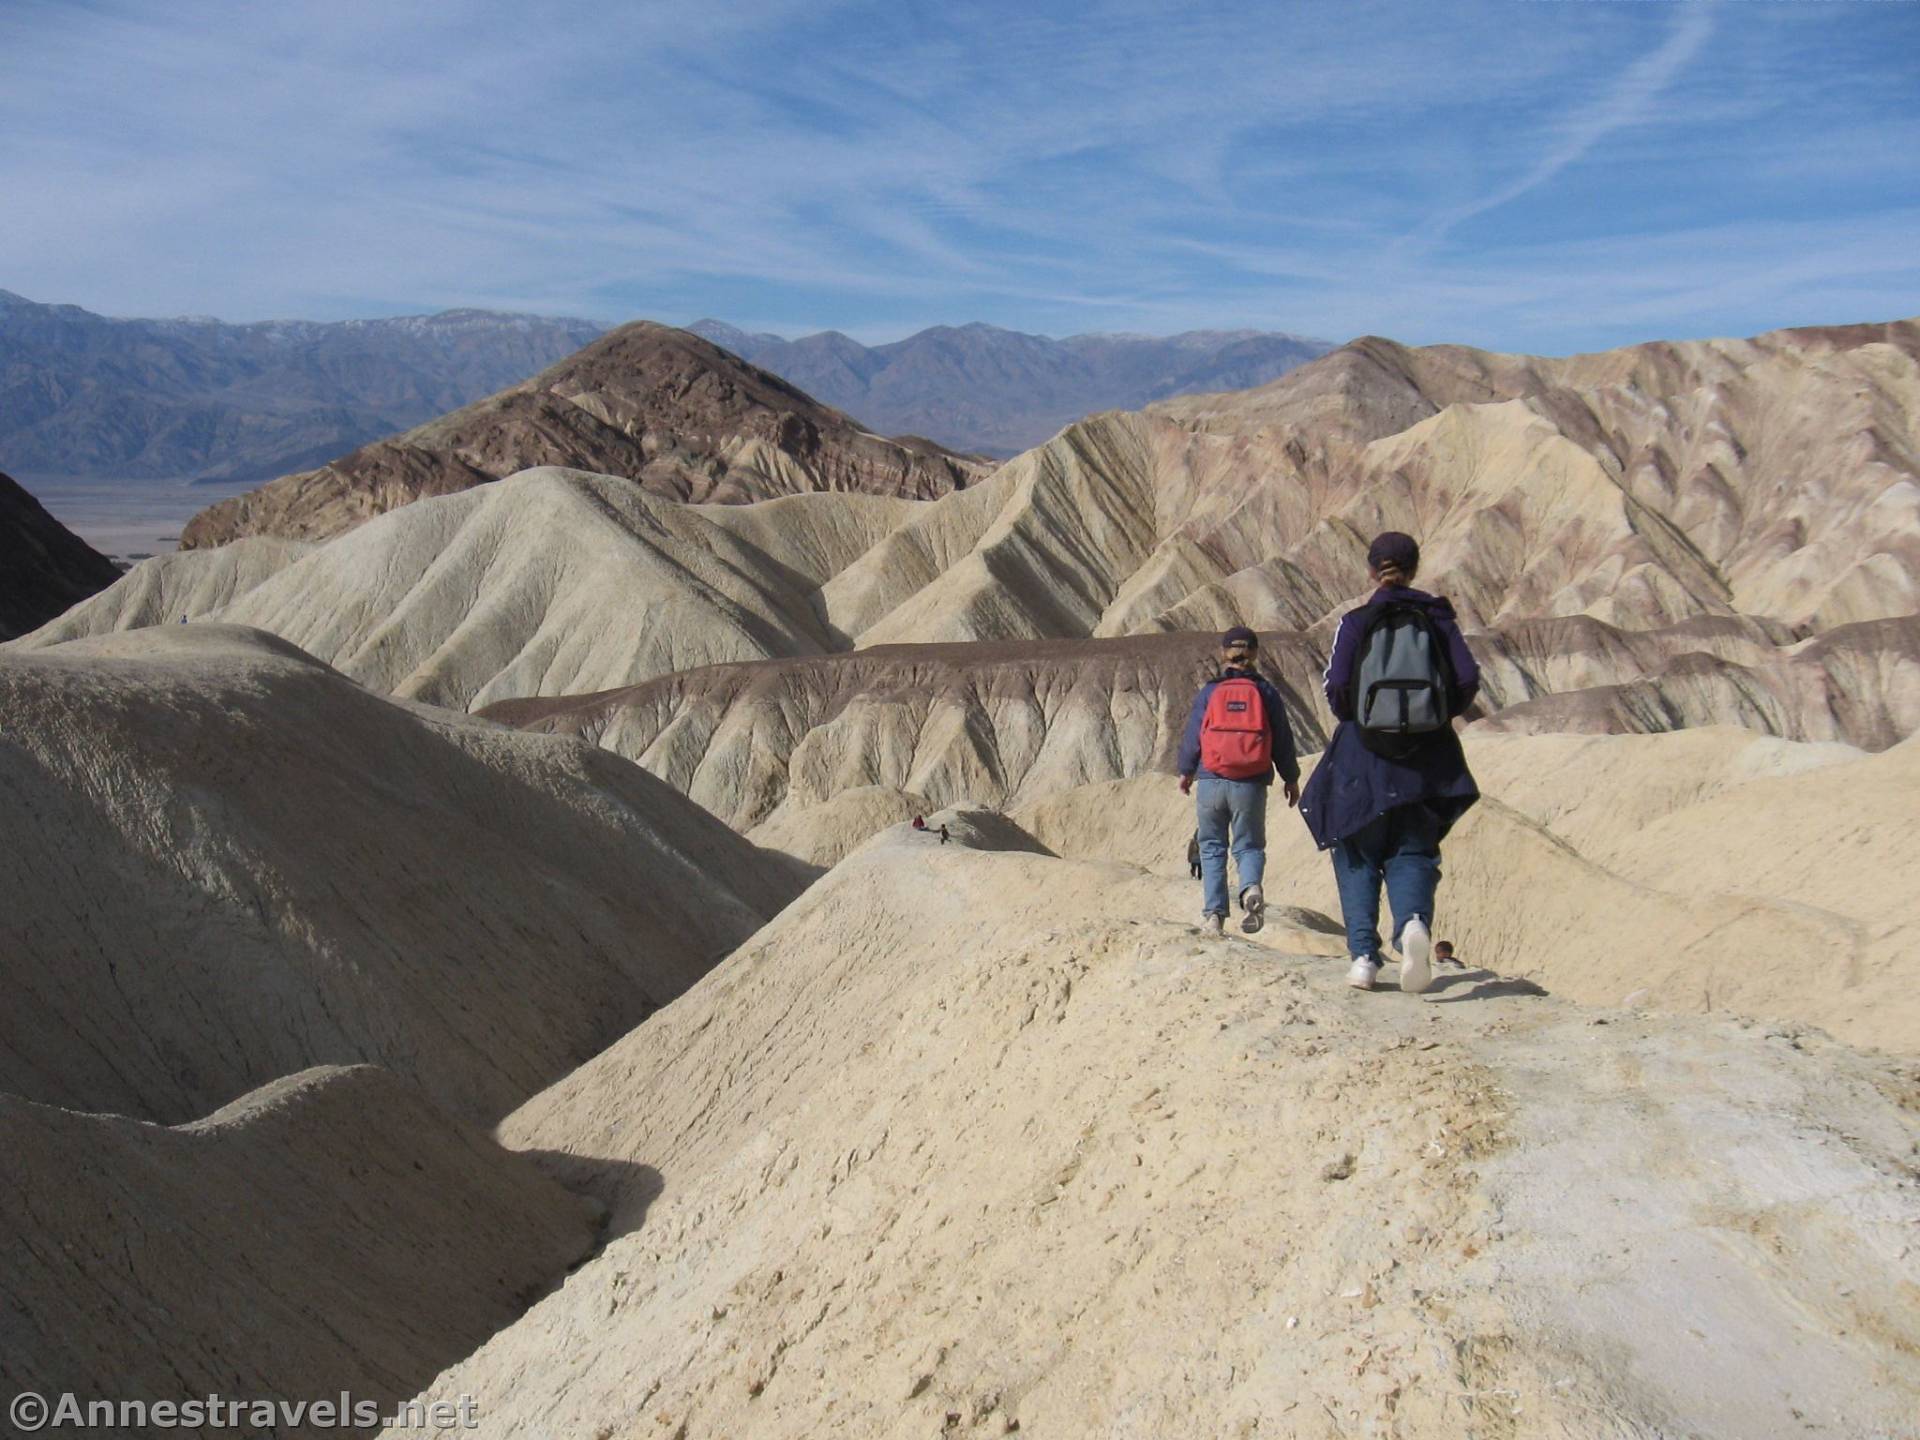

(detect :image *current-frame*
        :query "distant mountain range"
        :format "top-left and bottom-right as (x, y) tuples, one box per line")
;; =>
(0, 290), (604, 484)
(0, 288), (1329, 486)
(686, 320), (1332, 455)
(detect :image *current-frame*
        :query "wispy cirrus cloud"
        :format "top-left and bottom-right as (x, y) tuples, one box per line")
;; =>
(0, 0), (1913, 351)
(1401, 0), (1720, 251)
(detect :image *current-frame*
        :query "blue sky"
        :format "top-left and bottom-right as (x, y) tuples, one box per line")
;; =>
(1, 0), (1915, 353)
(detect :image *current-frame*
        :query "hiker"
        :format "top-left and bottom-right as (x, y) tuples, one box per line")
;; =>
(1187, 832), (1202, 879)
(1300, 532), (1480, 994)
(912, 815), (927, 831)
(1434, 940), (1462, 967)
(938, 824), (950, 845)
(1176, 626), (1301, 936)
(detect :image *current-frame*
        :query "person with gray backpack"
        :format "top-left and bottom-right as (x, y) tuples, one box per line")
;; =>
(1298, 532), (1480, 993)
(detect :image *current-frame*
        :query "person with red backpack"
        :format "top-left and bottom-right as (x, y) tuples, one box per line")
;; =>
(1299, 532), (1481, 994)
(1176, 626), (1301, 936)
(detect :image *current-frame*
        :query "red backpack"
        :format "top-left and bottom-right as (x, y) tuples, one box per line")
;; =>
(1200, 676), (1273, 779)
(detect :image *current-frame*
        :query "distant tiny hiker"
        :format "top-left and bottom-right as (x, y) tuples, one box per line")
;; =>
(1299, 532), (1480, 994)
(938, 824), (950, 845)
(1177, 626), (1301, 936)
(1187, 832), (1202, 879)
(1434, 940), (1461, 967)
(912, 815), (927, 831)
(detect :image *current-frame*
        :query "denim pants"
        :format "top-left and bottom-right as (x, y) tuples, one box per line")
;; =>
(1195, 776), (1267, 918)
(1330, 802), (1442, 960)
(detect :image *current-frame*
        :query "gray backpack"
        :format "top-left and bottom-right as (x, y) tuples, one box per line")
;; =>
(1353, 603), (1453, 755)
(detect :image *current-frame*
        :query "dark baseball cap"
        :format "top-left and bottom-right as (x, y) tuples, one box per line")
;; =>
(1367, 531), (1420, 572)
(1221, 625), (1258, 649)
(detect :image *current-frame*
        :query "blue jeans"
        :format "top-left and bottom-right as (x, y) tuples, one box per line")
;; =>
(1331, 803), (1442, 960)
(1195, 776), (1267, 918)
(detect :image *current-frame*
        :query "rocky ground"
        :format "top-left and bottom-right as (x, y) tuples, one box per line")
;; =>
(385, 824), (1920, 1439)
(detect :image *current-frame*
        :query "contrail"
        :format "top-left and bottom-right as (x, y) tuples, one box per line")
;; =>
(1406, 0), (1719, 252)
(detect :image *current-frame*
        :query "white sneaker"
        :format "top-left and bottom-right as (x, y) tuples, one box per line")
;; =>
(1347, 956), (1380, 990)
(1399, 918), (1432, 995)
(1203, 913), (1225, 936)
(1239, 884), (1265, 934)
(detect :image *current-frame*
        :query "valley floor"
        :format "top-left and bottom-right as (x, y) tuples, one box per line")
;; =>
(19, 477), (256, 559)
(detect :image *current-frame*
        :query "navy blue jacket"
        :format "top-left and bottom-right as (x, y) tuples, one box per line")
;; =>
(1300, 587), (1481, 849)
(1176, 667), (1301, 787)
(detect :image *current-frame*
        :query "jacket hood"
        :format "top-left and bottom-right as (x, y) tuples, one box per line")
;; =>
(1359, 585), (1459, 621)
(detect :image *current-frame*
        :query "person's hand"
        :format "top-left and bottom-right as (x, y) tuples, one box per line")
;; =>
(1284, 780), (1300, 808)
(1178, 773), (1193, 795)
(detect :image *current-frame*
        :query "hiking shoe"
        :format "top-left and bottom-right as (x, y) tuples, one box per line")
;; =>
(1239, 883), (1265, 934)
(1399, 917), (1432, 995)
(1347, 956), (1380, 990)
(1203, 913), (1225, 936)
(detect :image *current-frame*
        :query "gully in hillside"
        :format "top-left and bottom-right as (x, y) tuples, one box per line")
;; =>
(1300, 532), (1481, 993)
(1177, 626), (1302, 937)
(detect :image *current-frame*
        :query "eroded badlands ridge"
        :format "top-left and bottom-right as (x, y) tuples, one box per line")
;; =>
(1013, 727), (1920, 1056)
(383, 825), (1920, 1439)
(177, 321), (984, 548)
(29, 314), (1920, 728)
(0, 625), (804, 1124)
(170, 314), (1920, 630)
(3, 1066), (599, 1438)
(485, 616), (1920, 845)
